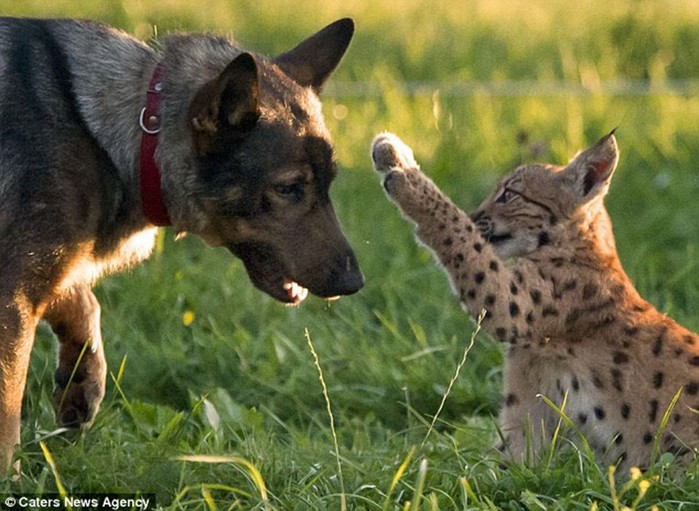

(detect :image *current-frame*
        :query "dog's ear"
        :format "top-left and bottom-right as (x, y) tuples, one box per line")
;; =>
(190, 52), (261, 155)
(274, 18), (354, 92)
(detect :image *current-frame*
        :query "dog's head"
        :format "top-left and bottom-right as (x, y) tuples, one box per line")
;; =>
(181, 19), (363, 304)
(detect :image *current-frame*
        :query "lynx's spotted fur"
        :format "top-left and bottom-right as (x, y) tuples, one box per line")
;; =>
(372, 132), (698, 467)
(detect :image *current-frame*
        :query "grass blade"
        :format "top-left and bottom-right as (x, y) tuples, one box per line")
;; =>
(40, 442), (72, 511)
(383, 446), (416, 511)
(177, 454), (269, 509)
(304, 327), (346, 511)
(421, 310), (484, 448)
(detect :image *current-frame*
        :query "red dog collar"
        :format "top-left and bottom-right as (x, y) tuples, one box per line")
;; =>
(139, 62), (171, 226)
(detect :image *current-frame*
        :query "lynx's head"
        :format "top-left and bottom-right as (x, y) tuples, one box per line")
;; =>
(471, 132), (620, 260)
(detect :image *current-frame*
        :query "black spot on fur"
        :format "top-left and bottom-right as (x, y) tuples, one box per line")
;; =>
(582, 283), (598, 300)
(505, 394), (519, 406)
(509, 302), (520, 317)
(648, 399), (659, 422)
(565, 309), (581, 325)
(550, 257), (565, 267)
(610, 368), (623, 391)
(537, 231), (550, 247)
(563, 280), (577, 292)
(489, 260), (499, 272)
(592, 373), (605, 389)
(495, 327), (507, 339)
(578, 413), (588, 425)
(594, 407), (606, 420)
(652, 333), (665, 356)
(530, 289), (542, 304)
(653, 372), (664, 389)
(612, 352), (629, 364)
(687, 381), (698, 395)
(509, 282), (518, 295)
(474, 272), (485, 284)
(572, 376), (580, 392)
(473, 242), (482, 252)
(443, 237), (453, 246)
(689, 356), (699, 366)
(643, 432), (654, 444)
(542, 306), (559, 317)
(485, 294), (496, 307)
(620, 403), (630, 419)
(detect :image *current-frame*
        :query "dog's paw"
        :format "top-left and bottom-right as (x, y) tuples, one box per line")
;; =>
(53, 352), (106, 429)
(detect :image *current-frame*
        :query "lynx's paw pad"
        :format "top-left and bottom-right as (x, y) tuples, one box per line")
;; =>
(371, 133), (418, 173)
(371, 132), (421, 197)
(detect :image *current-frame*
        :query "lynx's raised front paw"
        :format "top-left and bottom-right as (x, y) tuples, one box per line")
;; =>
(371, 132), (417, 173)
(371, 132), (421, 198)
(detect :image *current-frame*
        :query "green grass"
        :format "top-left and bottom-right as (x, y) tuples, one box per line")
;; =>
(2, 0), (699, 508)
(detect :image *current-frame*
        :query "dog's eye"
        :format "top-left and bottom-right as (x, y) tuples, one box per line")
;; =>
(273, 182), (304, 201)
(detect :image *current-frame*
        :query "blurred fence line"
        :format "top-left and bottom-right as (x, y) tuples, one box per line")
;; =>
(325, 80), (699, 98)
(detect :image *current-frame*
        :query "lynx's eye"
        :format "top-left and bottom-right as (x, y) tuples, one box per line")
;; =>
(495, 189), (515, 204)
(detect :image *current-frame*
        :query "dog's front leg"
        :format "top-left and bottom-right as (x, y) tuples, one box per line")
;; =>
(43, 286), (106, 429)
(0, 297), (38, 472)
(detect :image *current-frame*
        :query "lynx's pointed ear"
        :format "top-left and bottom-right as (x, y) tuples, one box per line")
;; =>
(561, 131), (620, 205)
(190, 53), (261, 154)
(274, 18), (354, 92)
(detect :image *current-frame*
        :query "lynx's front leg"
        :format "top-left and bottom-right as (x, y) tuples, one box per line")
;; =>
(372, 133), (469, 230)
(372, 133), (547, 344)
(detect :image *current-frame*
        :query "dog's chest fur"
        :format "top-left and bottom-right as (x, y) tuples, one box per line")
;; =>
(57, 230), (157, 293)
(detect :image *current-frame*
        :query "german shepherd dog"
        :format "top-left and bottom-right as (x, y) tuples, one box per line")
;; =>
(0, 17), (363, 470)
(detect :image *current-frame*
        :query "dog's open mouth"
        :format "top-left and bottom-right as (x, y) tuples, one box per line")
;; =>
(230, 242), (358, 305)
(283, 278), (309, 305)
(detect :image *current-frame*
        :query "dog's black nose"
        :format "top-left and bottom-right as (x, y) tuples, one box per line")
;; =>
(323, 253), (364, 297)
(337, 268), (365, 296)
(336, 253), (364, 295)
